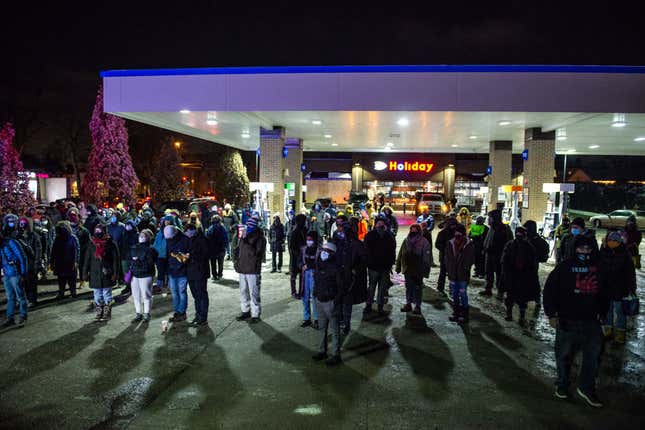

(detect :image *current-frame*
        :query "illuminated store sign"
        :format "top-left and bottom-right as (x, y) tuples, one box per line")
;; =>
(374, 160), (435, 173)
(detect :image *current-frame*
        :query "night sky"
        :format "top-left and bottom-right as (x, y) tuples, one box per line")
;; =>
(2, 2), (645, 169)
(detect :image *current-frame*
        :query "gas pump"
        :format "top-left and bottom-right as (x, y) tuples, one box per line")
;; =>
(541, 183), (575, 238)
(479, 186), (489, 217)
(249, 182), (274, 229)
(499, 185), (523, 233)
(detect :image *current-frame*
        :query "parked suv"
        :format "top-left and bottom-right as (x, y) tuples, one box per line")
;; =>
(415, 192), (448, 217)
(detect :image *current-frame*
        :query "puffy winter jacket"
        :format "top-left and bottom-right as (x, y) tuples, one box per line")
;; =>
(153, 230), (167, 258)
(187, 232), (210, 280)
(233, 229), (267, 274)
(444, 239), (475, 282)
(129, 243), (157, 278)
(1, 237), (27, 277)
(166, 232), (191, 278)
(364, 229), (396, 271)
(313, 255), (345, 303)
(205, 223), (228, 256)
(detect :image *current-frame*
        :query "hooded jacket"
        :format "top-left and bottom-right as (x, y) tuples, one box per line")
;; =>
(288, 214), (308, 255)
(483, 211), (513, 255)
(381, 206), (399, 236)
(205, 222), (229, 256)
(599, 244), (636, 300)
(313, 254), (345, 303)
(443, 237), (475, 282)
(50, 222), (78, 277)
(501, 238), (540, 302)
(84, 236), (120, 289)
(187, 230), (210, 280)
(129, 241), (157, 278)
(364, 228), (396, 271)
(396, 233), (431, 278)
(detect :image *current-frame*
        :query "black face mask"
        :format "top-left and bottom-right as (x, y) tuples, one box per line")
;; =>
(94, 231), (105, 238)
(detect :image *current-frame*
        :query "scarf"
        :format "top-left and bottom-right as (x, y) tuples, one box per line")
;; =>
(93, 237), (107, 260)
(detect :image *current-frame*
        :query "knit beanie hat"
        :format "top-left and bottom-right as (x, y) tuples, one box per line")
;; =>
(607, 230), (623, 243)
(571, 217), (586, 229)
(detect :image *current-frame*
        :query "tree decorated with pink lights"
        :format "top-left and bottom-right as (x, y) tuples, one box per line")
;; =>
(81, 85), (138, 204)
(0, 122), (36, 214)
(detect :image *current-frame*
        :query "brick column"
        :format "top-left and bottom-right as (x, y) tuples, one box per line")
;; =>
(284, 137), (303, 214)
(488, 140), (513, 210)
(522, 128), (556, 223)
(259, 126), (286, 216)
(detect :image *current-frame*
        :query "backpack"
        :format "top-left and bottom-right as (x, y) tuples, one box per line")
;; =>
(532, 236), (550, 263)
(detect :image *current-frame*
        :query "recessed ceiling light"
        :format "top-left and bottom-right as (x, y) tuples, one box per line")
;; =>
(384, 146), (392, 151)
(611, 121), (627, 128)
(468, 135), (477, 140)
(386, 142), (394, 147)
(567, 149), (576, 153)
(179, 109), (191, 114)
(312, 120), (322, 125)
(497, 120), (512, 126)
(612, 113), (626, 127)
(324, 134), (332, 138)
(206, 119), (218, 126)
(589, 145), (600, 149)
(331, 143), (338, 146)
(635, 137), (645, 142)
(451, 144), (459, 148)
(206, 112), (218, 125)
(241, 132), (250, 139)
(556, 136), (567, 141)
(397, 118), (409, 127)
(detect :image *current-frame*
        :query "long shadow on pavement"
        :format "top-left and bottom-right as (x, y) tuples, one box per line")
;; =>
(0, 322), (102, 391)
(391, 314), (454, 402)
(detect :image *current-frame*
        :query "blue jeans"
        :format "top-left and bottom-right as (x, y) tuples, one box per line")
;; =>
(93, 288), (113, 305)
(4, 275), (27, 320)
(302, 270), (318, 321)
(606, 300), (627, 330)
(449, 280), (469, 308)
(555, 320), (603, 392)
(367, 269), (389, 307)
(168, 276), (188, 314)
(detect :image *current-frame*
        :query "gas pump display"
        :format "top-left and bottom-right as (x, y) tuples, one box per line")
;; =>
(499, 185), (523, 233)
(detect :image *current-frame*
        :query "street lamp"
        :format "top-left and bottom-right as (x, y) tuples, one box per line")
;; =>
(174, 141), (182, 150)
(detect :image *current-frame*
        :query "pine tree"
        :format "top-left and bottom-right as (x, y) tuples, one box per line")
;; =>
(81, 85), (138, 204)
(150, 141), (185, 202)
(215, 149), (250, 206)
(0, 122), (36, 214)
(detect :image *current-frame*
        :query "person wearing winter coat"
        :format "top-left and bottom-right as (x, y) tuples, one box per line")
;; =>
(66, 208), (90, 287)
(381, 206), (399, 237)
(222, 204), (239, 259)
(1, 214), (29, 328)
(119, 220), (139, 294)
(335, 221), (368, 335)
(624, 215), (642, 268)
(129, 229), (157, 323)
(396, 223), (431, 315)
(205, 215), (229, 280)
(136, 209), (157, 236)
(17, 217), (42, 306)
(600, 230), (636, 344)
(364, 216), (396, 315)
(84, 224), (120, 322)
(469, 216), (489, 278)
(233, 217), (267, 323)
(481, 209), (514, 298)
(312, 241), (345, 366)
(554, 215), (571, 263)
(185, 224), (210, 325)
(107, 214), (126, 254)
(83, 204), (104, 237)
(559, 217), (598, 263)
(152, 215), (176, 293)
(501, 226), (539, 326)
(165, 225), (192, 323)
(269, 214), (286, 273)
(299, 231), (320, 328)
(444, 223), (475, 323)
(435, 216), (458, 293)
(543, 234), (609, 408)
(288, 214), (308, 298)
(50, 221), (79, 300)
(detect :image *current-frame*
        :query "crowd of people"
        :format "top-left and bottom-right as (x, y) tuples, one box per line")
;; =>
(0, 198), (642, 409)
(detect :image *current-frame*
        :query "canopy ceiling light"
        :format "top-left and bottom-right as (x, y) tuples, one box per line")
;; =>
(612, 113), (627, 127)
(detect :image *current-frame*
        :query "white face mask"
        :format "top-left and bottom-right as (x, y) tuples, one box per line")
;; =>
(125, 225), (133, 231)
(138, 236), (147, 243)
(306, 240), (315, 247)
(320, 251), (330, 261)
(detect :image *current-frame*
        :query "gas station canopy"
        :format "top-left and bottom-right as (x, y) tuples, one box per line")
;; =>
(101, 65), (645, 155)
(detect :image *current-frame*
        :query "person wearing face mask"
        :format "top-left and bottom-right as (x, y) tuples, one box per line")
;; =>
(84, 224), (120, 321)
(51, 221), (79, 300)
(1, 214), (29, 328)
(543, 235), (610, 408)
(623, 215), (642, 269)
(205, 215), (229, 281)
(288, 214), (308, 299)
(233, 217), (267, 323)
(299, 231), (320, 328)
(380, 206), (399, 237)
(119, 220), (139, 295)
(435, 216), (458, 294)
(185, 224), (210, 326)
(83, 204), (103, 234)
(500, 226), (539, 326)
(165, 224), (191, 323)
(312, 241), (345, 366)
(469, 216), (489, 278)
(330, 214), (347, 243)
(444, 223), (475, 323)
(336, 221), (368, 334)
(66, 208), (90, 288)
(152, 215), (176, 294)
(269, 214), (286, 274)
(17, 217), (42, 307)
(599, 230), (636, 344)
(395, 224), (432, 315)
(559, 218), (598, 264)
(107, 214), (126, 281)
(481, 210), (514, 298)
(363, 217), (396, 315)
(554, 215), (571, 263)
(129, 229), (157, 323)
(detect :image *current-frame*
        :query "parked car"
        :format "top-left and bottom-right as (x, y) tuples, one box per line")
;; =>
(415, 192), (448, 217)
(589, 209), (645, 229)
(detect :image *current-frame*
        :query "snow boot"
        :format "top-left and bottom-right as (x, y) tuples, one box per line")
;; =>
(95, 304), (104, 321)
(449, 305), (461, 322)
(102, 301), (113, 321)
